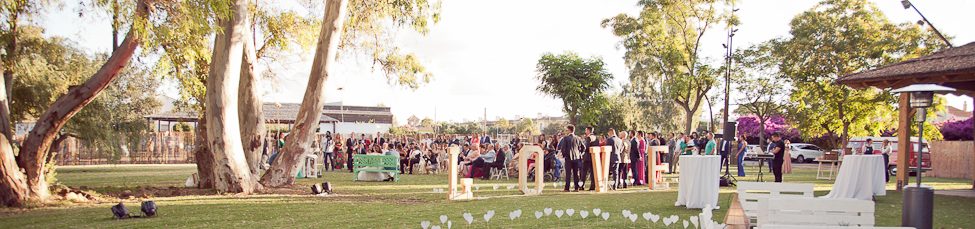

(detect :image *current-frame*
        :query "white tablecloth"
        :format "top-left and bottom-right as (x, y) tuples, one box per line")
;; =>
(823, 155), (886, 200)
(675, 155), (720, 209)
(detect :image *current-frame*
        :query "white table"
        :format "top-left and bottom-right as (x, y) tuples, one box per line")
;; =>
(675, 155), (721, 209)
(823, 155), (886, 200)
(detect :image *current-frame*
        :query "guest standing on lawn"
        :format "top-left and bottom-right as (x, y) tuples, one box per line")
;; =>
(618, 131), (631, 189)
(881, 140), (892, 182)
(736, 134), (748, 177)
(559, 125), (584, 192)
(607, 129), (623, 190)
(769, 133), (785, 182)
(581, 127), (598, 191)
(783, 140), (793, 174)
(704, 133), (717, 155)
(634, 131), (647, 186)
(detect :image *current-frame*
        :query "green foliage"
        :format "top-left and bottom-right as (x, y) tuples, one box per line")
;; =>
(602, 0), (731, 133)
(338, 0), (441, 89)
(734, 43), (787, 144)
(2, 25), (159, 162)
(773, 0), (942, 143)
(514, 118), (538, 135)
(534, 52), (613, 126)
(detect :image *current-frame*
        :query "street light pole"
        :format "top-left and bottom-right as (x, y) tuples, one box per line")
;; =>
(902, 0), (952, 47)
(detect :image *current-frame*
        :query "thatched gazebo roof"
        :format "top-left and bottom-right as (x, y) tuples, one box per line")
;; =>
(839, 41), (975, 95)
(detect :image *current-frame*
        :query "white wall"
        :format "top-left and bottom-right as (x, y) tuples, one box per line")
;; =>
(319, 122), (391, 136)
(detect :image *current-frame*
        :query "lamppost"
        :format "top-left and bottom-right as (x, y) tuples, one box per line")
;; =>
(891, 84), (955, 229)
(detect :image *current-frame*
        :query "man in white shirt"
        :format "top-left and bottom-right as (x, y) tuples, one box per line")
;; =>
(320, 132), (335, 172)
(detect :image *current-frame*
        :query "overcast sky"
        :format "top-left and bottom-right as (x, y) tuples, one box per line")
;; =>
(42, 0), (975, 123)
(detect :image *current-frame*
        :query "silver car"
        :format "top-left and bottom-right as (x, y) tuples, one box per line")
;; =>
(789, 143), (825, 163)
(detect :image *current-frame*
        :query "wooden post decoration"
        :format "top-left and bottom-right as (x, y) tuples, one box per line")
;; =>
(589, 146), (613, 193)
(648, 146), (669, 190)
(518, 145), (544, 195)
(601, 146), (611, 192)
(447, 146), (472, 200)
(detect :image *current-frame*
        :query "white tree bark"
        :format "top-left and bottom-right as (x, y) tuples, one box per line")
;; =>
(205, 0), (258, 193)
(238, 11), (264, 176)
(260, 0), (348, 187)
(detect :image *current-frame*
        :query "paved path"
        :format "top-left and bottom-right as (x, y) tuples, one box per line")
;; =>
(935, 189), (975, 198)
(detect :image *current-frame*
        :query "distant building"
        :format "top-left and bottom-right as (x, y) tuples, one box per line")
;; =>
(934, 103), (972, 124)
(144, 101), (393, 135)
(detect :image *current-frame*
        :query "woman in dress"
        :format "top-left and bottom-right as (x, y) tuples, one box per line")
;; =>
(736, 134), (748, 177)
(783, 139), (793, 174)
(881, 140), (893, 182)
(617, 131), (630, 189)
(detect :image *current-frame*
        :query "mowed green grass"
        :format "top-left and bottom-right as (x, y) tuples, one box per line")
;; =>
(0, 162), (972, 228)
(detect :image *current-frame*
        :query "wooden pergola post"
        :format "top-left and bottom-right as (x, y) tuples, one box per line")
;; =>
(897, 93), (912, 190)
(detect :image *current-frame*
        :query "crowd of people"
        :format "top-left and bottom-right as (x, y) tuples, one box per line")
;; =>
(259, 125), (806, 185)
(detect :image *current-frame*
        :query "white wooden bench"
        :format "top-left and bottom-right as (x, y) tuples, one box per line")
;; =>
(758, 197), (875, 228)
(737, 182), (815, 225)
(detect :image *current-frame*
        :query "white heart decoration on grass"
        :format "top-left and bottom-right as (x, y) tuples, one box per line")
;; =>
(650, 214), (660, 223)
(493, 184), (499, 190)
(515, 209), (522, 218)
(447, 221), (452, 229)
(534, 211), (543, 219)
(475, 186), (480, 191)
(601, 212), (610, 221)
(690, 216), (699, 228)
(592, 208), (602, 215)
(555, 210), (564, 218)
(663, 217), (673, 226)
(507, 185), (515, 190)
(431, 226), (441, 229)
(622, 210), (631, 218)
(484, 210), (495, 222)
(421, 221), (431, 229)
(629, 214), (638, 223)
(440, 215), (448, 224)
(566, 209), (575, 216)
(509, 211), (518, 220)
(544, 208), (553, 215)
(683, 219), (689, 229)
(580, 210), (590, 219)
(642, 212), (651, 221)
(463, 213), (474, 224)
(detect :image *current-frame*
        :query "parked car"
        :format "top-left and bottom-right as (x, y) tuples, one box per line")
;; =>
(847, 137), (930, 176)
(788, 143), (825, 163)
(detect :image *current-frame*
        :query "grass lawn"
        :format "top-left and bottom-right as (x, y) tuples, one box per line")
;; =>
(1, 162), (972, 228)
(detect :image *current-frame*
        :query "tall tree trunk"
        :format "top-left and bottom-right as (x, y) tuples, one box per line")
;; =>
(205, 0), (258, 193)
(193, 116), (214, 188)
(238, 16), (264, 176)
(681, 105), (695, 135)
(3, 13), (17, 103)
(260, 0), (348, 187)
(758, 117), (767, 150)
(0, 56), (30, 207)
(15, 1), (149, 201)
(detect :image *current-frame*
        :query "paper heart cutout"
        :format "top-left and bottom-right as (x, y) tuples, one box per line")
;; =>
(690, 216), (699, 228)
(629, 214), (638, 222)
(566, 209), (575, 216)
(507, 185), (515, 190)
(484, 210), (495, 222)
(463, 213), (474, 224)
(669, 215), (679, 222)
(421, 221), (431, 229)
(663, 218), (673, 226)
(440, 215), (448, 224)
(447, 221), (452, 229)
(580, 210), (589, 219)
(534, 211), (543, 219)
(642, 212), (651, 221)
(601, 212), (610, 221)
(515, 209), (522, 218)
(493, 184), (499, 190)
(683, 219), (689, 229)
(544, 208), (553, 215)
(475, 186), (480, 191)
(431, 226), (441, 229)
(592, 208), (602, 215)
(555, 210), (564, 218)
(509, 211), (518, 220)
(622, 210), (631, 217)
(650, 214), (660, 223)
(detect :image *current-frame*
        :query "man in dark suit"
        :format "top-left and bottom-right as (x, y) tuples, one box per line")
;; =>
(580, 127), (599, 191)
(559, 125), (584, 192)
(607, 128), (623, 190)
(629, 131), (643, 186)
(769, 132), (785, 182)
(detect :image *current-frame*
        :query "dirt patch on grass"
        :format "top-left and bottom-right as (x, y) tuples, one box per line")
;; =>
(94, 186), (218, 199)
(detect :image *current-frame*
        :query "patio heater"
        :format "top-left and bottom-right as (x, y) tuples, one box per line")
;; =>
(891, 84), (955, 229)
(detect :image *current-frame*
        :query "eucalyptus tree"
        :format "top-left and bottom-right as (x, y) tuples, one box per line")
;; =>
(603, 0), (732, 134)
